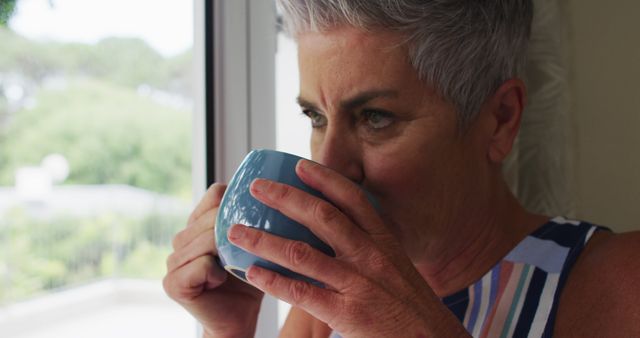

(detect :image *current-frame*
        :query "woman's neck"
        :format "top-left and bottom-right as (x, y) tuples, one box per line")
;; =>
(413, 181), (549, 297)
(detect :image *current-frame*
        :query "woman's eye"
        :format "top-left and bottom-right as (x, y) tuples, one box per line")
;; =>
(363, 110), (394, 130)
(303, 110), (327, 128)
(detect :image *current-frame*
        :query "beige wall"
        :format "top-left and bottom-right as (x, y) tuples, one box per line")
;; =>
(567, 0), (640, 232)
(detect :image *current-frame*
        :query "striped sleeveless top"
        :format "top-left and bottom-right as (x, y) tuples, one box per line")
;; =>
(330, 217), (607, 338)
(442, 217), (607, 337)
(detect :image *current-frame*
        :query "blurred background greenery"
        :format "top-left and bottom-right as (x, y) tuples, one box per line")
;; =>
(0, 28), (193, 197)
(0, 18), (193, 304)
(0, 209), (185, 303)
(0, 0), (17, 26)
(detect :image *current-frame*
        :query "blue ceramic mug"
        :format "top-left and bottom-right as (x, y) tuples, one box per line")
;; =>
(215, 149), (336, 286)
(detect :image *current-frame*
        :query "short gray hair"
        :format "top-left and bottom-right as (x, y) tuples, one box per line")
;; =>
(277, 0), (533, 128)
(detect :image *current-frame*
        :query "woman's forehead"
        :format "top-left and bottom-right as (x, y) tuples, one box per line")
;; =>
(296, 28), (431, 108)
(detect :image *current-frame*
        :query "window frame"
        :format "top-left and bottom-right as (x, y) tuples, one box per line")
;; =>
(198, 0), (279, 337)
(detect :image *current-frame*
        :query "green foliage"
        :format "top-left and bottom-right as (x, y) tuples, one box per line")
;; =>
(0, 27), (193, 90)
(0, 78), (192, 197)
(0, 29), (90, 81)
(0, 27), (193, 198)
(0, 21), (195, 305)
(0, 207), (188, 304)
(0, 0), (16, 26)
(92, 38), (169, 88)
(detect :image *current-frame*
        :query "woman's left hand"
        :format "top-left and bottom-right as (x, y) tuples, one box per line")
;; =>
(226, 159), (469, 338)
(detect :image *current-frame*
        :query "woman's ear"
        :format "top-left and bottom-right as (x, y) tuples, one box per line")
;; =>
(485, 79), (526, 163)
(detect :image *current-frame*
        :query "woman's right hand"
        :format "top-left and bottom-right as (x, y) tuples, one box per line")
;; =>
(163, 183), (264, 338)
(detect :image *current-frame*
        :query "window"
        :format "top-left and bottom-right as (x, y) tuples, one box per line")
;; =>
(0, 0), (198, 337)
(276, 26), (310, 159)
(209, 1), (309, 335)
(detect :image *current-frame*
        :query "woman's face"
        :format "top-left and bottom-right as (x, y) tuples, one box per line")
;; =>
(297, 27), (494, 261)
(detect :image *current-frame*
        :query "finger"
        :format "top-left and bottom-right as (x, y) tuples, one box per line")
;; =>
(173, 208), (217, 250)
(188, 183), (227, 226)
(249, 178), (369, 257)
(295, 160), (385, 235)
(167, 229), (216, 272)
(164, 255), (227, 302)
(245, 264), (340, 325)
(227, 224), (354, 291)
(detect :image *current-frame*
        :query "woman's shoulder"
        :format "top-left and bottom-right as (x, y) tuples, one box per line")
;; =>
(555, 229), (640, 336)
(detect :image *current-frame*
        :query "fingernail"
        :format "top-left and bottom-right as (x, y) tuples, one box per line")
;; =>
(251, 178), (267, 194)
(246, 265), (262, 283)
(297, 159), (312, 173)
(227, 224), (245, 241)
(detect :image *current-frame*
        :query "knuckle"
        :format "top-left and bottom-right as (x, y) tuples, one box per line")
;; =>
(162, 275), (176, 299)
(325, 298), (345, 326)
(260, 267), (278, 290)
(333, 297), (364, 326)
(171, 230), (186, 250)
(166, 253), (174, 269)
(349, 241), (372, 261)
(369, 250), (393, 274)
(247, 228), (264, 249)
(187, 209), (200, 225)
(348, 244), (390, 276)
(351, 274), (373, 293)
(272, 182), (291, 201)
(286, 241), (312, 266)
(166, 252), (180, 272)
(187, 213), (196, 225)
(288, 280), (309, 305)
(341, 302), (359, 321)
(314, 201), (341, 224)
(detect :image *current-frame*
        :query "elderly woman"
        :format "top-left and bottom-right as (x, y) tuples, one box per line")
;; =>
(163, 1), (640, 337)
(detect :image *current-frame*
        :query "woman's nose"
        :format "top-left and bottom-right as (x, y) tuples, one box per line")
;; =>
(314, 128), (363, 184)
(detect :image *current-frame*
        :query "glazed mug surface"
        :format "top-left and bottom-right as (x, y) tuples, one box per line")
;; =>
(215, 149), (334, 286)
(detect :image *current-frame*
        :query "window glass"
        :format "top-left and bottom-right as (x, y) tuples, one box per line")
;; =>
(276, 25), (309, 159)
(0, 0), (196, 336)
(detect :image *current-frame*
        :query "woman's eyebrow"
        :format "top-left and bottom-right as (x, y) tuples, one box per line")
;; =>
(340, 89), (398, 110)
(296, 89), (399, 111)
(296, 96), (317, 110)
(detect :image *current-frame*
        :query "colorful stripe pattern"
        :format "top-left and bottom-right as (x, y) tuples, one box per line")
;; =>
(442, 217), (608, 338)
